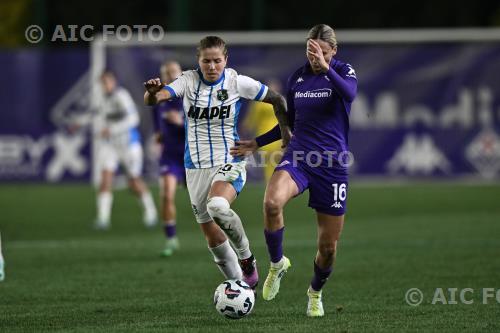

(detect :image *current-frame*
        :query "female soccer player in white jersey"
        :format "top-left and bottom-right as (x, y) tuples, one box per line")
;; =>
(144, 36), (290, 289)
(95, 71), (158, 229)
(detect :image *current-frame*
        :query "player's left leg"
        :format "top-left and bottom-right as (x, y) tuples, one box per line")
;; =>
(159, 173), (179, 256)
(95, 144), (117, 229)
(96, 169), (114, 229)
(124, 144), (157, 227)
(0, 232), (5, 281)
(128, 177), (157, 227)
(307, 212), (344, 317)
(206, 162), (258, 289)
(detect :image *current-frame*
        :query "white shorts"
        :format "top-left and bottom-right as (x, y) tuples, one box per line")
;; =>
(186, 161), (247, 224)
(98, 142), (143, 178)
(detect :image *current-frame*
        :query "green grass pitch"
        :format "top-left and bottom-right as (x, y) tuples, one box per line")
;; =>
(1, 182), (499, 332)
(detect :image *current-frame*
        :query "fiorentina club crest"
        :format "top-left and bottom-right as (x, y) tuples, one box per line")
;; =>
(465, 128), (500, 179)
(217, 89), (228, 101)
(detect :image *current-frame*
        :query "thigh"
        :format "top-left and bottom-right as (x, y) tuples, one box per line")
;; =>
(122, 144), (143, 178)
(161, 174), (178, 200)
(99, 144), (118, 173)
(264, 169), (301, 208)
(186, 167), (215, 224)
(210, 161), (247, 199)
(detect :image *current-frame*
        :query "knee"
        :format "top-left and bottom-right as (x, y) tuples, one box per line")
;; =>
(161, 190), (174, 203)
(263, 197), (283, 218)
(207, 196), (230, 217)
(318, 241), (337, 259)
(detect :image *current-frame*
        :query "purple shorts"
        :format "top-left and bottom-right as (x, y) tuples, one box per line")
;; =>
(159, 152), (185, 182)
(275, 155), (348, 216)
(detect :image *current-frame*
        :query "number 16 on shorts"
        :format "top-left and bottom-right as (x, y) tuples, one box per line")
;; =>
(331, 183), (347, 209)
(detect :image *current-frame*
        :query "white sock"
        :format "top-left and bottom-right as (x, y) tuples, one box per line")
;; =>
(207, 196), (252, 260)
(141, 191), (157, 223)
(208, 239), (242, 279)
(97, 192), (113, 224)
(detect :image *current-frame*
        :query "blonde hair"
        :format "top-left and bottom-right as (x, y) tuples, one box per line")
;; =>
(307, 24), (337, 48)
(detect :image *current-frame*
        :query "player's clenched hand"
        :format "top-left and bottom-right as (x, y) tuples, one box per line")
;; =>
(280, 126), (293, 148)
(144, 78), (163, 94)
(230, 140), (258, 157)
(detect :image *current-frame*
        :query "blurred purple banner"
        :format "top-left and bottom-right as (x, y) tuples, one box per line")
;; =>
(1, 42), (499, 181)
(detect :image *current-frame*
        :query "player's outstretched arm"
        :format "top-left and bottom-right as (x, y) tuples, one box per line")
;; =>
(261, 89), (292, 147)
(143, 78), (171, 105)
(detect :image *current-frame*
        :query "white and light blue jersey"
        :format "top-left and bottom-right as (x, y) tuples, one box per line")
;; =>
(164, 68), (268, 169)
(98, 87), (141, 148)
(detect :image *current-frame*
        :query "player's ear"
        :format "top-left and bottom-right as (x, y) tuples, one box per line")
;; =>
(332, 45), (337, 57)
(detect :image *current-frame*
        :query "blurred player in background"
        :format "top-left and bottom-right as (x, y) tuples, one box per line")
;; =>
(152, 61), (185, 257)
(95, 70), (158, 229)
(0, 233), (4, 281)
(243, 78), (283, 182)
(231, 24), (357, 316)
(144, 36), (290, 290)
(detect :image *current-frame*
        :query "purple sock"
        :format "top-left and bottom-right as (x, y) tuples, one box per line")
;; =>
(264, 227), (284, 263)
(310, 261), (333, 292)
(164, 224), (176, 239)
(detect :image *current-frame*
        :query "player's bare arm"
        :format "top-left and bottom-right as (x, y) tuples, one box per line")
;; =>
(261, 89), (292, 147)
(143, 78), (171, 105)
(229, 139), (258, 157)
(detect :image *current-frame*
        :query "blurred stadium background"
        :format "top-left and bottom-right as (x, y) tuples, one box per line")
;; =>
(1, 0), (499, 332)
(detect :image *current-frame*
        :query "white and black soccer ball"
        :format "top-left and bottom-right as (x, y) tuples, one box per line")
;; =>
(213, 279), (255, 319)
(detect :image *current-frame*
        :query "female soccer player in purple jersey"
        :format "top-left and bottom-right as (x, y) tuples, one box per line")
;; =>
(152, 61), (185, 257)
(231, 24), (357, 316)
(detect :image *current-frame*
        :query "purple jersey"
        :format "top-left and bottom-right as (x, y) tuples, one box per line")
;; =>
(153, 98), (185, 151)
(153, 98), (185, 179)
(257, 59), (357, 215)
(257, 59), (357, 175)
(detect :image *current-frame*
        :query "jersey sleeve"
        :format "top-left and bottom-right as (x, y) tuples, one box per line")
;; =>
(326, 63), (357, 102)
(236, 75), (268, 101)
(164, 73), (188, 98)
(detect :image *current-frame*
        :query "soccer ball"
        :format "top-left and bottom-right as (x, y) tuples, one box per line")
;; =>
(213, 279), (255, 319)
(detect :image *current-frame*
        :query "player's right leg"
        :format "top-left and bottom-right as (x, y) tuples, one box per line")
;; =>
(159, 173), (179, 257)
(207, 162), (259, 289)
(95, 169), (114, 230)
(95, 144), (117, 229)
(186, 167), (242, 280)
(262, 169), (302, 300)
